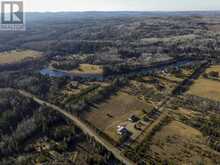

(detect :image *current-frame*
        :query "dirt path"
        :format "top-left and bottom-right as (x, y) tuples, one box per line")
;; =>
(18, 90), (135, 165)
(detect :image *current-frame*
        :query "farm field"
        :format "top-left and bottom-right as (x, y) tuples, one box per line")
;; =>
(0, 50), (42, 65)
(150, 120), (220, 164)
(187, 78), (220, 101)
(187, 65), (220, 101)
(83, 91), (153, 142)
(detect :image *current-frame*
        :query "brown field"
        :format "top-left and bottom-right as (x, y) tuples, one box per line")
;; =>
(0, 50), (42, 65)
(71, 64), (103, 74)
(83, 91), (152, 141)
(206, 65), (220, 73)
(150, 120), (220, 164)
(187, 78), (220, 101)
(208, 24), (220, 32)
(187, 65), (220, 101)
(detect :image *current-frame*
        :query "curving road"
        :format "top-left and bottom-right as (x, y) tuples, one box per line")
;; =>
(18, 90), (135, 165)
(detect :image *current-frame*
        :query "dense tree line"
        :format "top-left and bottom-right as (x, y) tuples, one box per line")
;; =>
(0, 91), (39, 136)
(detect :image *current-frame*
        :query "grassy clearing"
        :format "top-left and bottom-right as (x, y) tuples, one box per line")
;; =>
(188, 78), (220, 101)
(0, 50), (42, 65)
(71, 64), (103, 74)
(150, 120), (220, 164)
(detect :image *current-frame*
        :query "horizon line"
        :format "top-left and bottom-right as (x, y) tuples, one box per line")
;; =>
(23, 10), (220, 13)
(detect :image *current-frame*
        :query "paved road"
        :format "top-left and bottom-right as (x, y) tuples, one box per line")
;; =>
(18, 90), (135, 165)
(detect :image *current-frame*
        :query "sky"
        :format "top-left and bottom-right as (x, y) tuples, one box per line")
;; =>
(24, 0), (220, 12)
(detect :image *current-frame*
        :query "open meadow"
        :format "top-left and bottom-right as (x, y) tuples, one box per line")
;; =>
(70, 64), (103, 75)
(187, 65), (220, 102)
(0, 50), (42, 65)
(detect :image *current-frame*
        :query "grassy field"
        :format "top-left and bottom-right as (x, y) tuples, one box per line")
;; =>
(71, 64), (103, 74)
(0, 50), (42, 65)
(187, 78), (220, 101)
(83, 91), (151, 142)
(150, 120), (220, 164)
(187, 65), (220, 101)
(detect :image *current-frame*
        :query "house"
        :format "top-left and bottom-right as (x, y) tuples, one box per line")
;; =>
(117, 126), (129, 136)
(128, 115), (140, 123)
